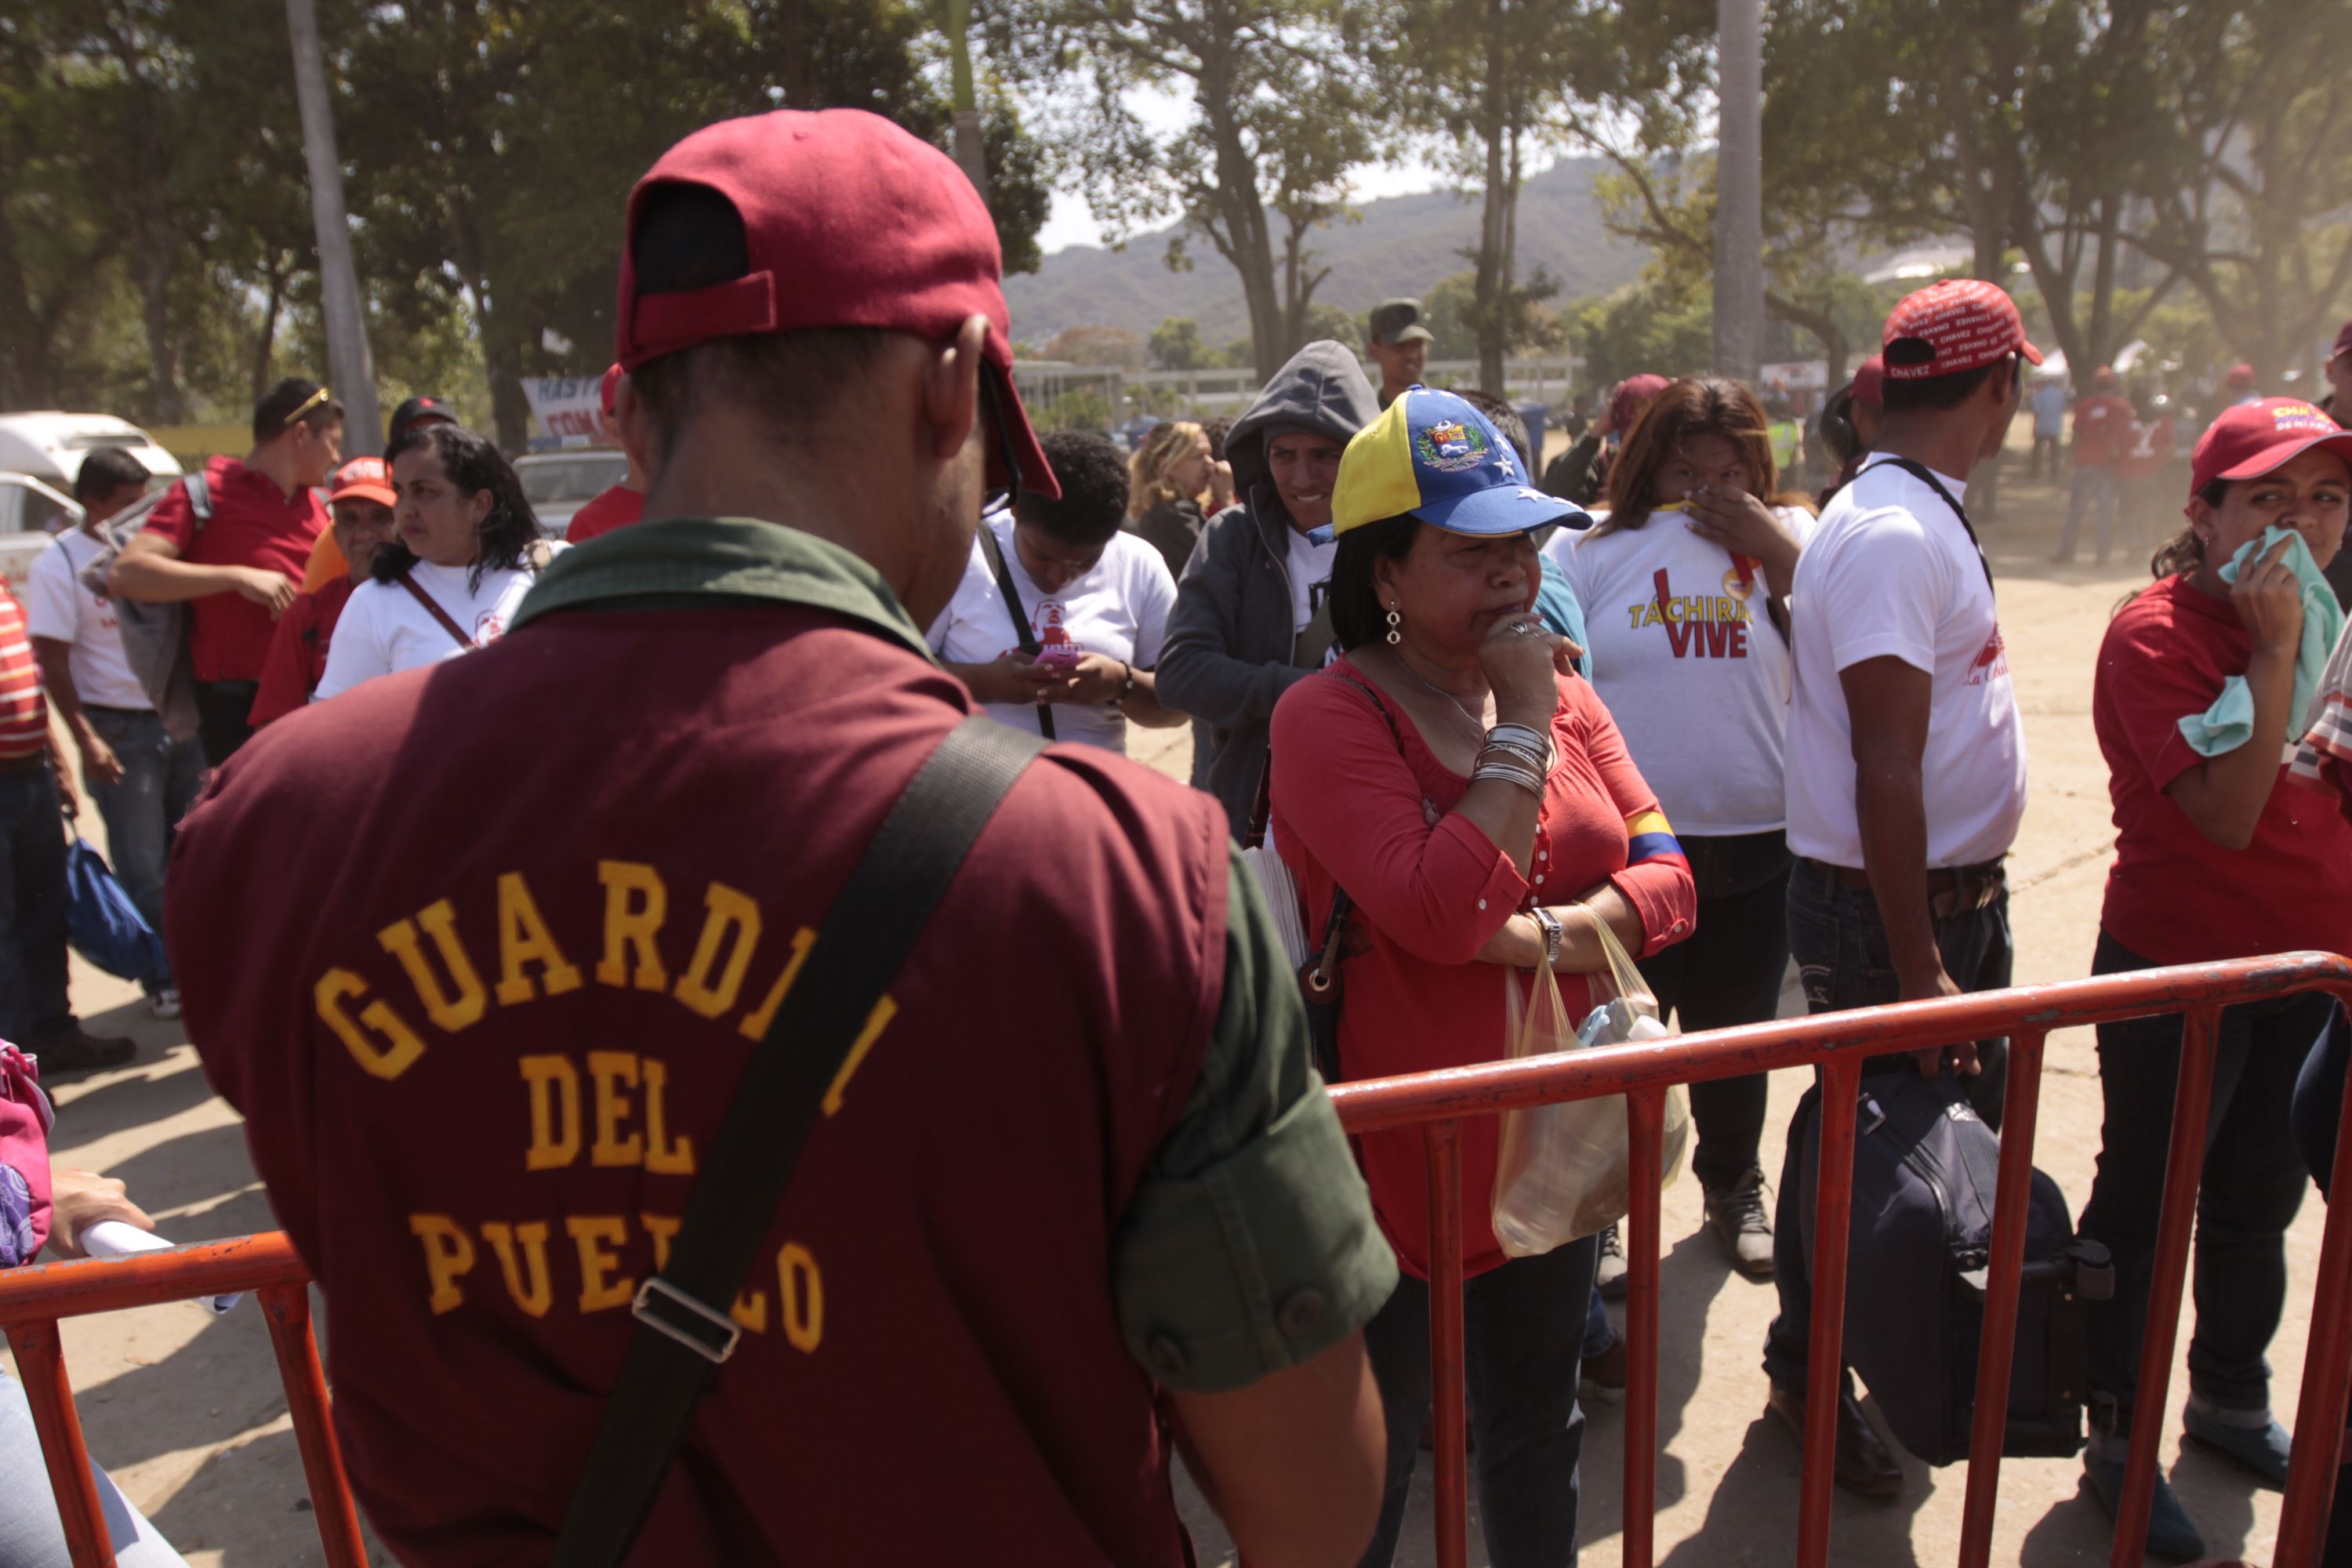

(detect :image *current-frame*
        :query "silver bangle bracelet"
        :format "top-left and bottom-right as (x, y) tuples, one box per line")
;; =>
(1479, 738), (1550, 771)
(1471, 760), (1545, 796)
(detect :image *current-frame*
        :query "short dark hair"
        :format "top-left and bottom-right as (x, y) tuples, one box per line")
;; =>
(252, 377), (343, 445)
(378, 422), (540, 592)
(1330, 514), (1423, 651)
(1200, 416), (1233, 463)
(1878, 351), (2019, 414)
(1015, 431), (1130, 546)
(73, 448), (149, 503)
(1453, 390), (1533, 473)
(626, 183), (891, 461)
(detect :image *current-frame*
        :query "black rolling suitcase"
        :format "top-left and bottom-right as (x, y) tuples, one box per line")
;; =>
(1793, 1069), (2114, 1464)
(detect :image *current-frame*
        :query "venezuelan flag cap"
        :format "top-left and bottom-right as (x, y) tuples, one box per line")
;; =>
(1327, 386), (1588, 541)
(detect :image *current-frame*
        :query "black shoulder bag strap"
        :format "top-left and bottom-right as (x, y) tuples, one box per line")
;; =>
(1295, 670), (1406, 1082)
(550, 716), (1047, 1566)
(1862, 457), (1995, 596)
(974, 522), (1056, 742)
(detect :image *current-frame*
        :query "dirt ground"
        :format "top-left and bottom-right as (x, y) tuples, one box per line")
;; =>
(5, 431), (2336, 1566)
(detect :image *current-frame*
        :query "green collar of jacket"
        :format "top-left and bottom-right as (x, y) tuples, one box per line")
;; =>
(510, 516), (934, 663)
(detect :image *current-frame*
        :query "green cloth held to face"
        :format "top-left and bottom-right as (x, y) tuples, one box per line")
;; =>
(2176, 526), (2347, 757)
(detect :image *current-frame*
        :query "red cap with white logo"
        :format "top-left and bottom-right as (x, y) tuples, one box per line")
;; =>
(1879, 279), (2043, 382)
(2188, 398), (2352, 495)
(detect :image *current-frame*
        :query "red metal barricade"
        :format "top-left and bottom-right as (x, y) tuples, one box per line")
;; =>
(1, 953), (2347, 1566)
(1326, 950), (2352, 1568)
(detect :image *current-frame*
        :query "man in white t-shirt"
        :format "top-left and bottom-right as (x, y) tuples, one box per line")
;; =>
(1766, 278), (2036, 1496)
(26, 448), (206, 1018)
(930, 430), (1188, 755)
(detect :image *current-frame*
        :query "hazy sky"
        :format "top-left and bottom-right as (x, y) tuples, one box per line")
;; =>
(1033, 83), (1453, 255)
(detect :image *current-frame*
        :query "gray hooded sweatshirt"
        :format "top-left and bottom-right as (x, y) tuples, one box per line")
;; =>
(1157, 342), (1381, 835)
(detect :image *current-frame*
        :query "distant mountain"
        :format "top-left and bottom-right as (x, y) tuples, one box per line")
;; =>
(1003, 156), (1650, 347)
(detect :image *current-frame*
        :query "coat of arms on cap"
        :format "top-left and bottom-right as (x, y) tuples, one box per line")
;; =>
(1417, 419), (1490, 472)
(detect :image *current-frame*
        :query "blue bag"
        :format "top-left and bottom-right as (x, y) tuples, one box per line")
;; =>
(64, 836), (165, 982)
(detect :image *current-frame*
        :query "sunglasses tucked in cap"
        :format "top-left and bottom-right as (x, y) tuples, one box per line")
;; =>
(328, 456), (397, 508)
(615, 107), (1057, 499)
(1328, 386), (1587, 540)
(1879, 278), (2042, 381)
(2188, 398), (2352, 496)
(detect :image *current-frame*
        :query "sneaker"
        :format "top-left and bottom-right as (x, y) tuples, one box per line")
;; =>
(1595, 1223), (1628, 1298)
(1703, 1167), (1777, 1278)
(1579, 1334), (1628, 1406)
(2083, 1441), (2206, 1562)
(147, 986), (181, 1021)
(2183, 1396), (2292, 1488)
(28, 1029), (135, 1074)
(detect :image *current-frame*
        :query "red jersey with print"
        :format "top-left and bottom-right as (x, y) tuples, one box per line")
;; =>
(2115, 413), (2174, 484)
(1269, 661), (1695, 1279)
(2094, 572), (2352, 964)
(169, 601), (1229, 1566)
(143, 456), (328, 682)
(0, 583), (47, 761)
(561, 485), (644, 544)
(248, 575), (357, 728)
(2071, 394), (2138, 469)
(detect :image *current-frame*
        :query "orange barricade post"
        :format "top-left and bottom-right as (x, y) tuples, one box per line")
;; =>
(0, 955), (2347, 1567)
(1325, 953), (2352, 1568)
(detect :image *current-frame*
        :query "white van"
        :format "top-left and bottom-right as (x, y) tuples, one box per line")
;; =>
(0, 412), (183, 594)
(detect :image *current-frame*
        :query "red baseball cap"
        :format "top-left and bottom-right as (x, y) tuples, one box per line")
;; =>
(328, 456), (396, 508)
(615, 109), (1058, 498)
(2188, 399), (2352, 495)
(1879, 279), (2042, 381)
(2331, 321), (2352, 364)
(599, 363), (624, 419)
(2224, 362), (2257, 387)
(1852, 355), (1885, 408)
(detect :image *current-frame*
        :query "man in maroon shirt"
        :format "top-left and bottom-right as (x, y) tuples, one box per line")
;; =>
(172, 110), (1392, 1566)
(249, 457), (398, 728)
(2053, 365), (2138, 565)
(109, 376), (339, 764)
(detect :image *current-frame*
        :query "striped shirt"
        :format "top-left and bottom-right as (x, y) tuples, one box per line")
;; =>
(0, 583), (49, 760)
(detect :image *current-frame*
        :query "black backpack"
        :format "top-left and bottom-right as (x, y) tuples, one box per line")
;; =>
(1794, 1069), (2114, 1464)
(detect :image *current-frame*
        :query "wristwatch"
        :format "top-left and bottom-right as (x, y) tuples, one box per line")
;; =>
(1530, 906), (1564, 970)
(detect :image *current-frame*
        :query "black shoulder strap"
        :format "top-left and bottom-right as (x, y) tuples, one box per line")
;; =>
(183, 470), (212, 525)
(1858, 457), (1994, 595)
(550, 716), (1047, 1566)
(973, 520), (1055, 743)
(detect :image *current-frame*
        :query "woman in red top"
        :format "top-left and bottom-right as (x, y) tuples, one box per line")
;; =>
(2078, 399), (2352, 1560)
(1271, 389), (1695, 1567)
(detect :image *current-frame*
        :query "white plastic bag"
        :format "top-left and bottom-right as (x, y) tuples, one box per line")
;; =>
(1490, 912), (1690, 1258)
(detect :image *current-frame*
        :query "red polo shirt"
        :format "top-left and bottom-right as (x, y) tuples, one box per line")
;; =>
(2071, 394), (2138, 469)
(562, 485), (644, 544)
(248, 575), (358, 728)
(2095, 572), (2352, 964)
(143, 456), (328, 683)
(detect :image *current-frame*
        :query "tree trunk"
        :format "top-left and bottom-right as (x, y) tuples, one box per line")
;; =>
(1472, 0), (1510, 394)
(0, 201), (33, 408)
(289, 0), (383, 452)
(1711, 0), (1765, 379)
(136, 236), (184, 426)
(1205, 112), (1283, 378)
(252, 255), (288, 404)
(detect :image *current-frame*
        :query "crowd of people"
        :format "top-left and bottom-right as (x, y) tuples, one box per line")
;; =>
(0, 101), (2348, 1568)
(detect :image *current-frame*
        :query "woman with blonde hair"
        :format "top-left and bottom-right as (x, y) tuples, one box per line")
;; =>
(1128, 419), (1225, 581)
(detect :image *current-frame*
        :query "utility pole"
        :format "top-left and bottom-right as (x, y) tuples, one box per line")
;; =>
(945, 0), (989, 204)
(1711, 0), (1765, 383)
(287, 0), (383, 454)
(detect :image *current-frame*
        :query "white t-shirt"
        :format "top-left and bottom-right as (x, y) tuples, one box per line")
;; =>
(313, 555), (557, 702)
(24, 528), (149, 710)
(1559, 504), (1817, 834)
(926, 514), (1178, 754)
(1285, 524), (1338, 635)
(1784, 461), (2028, 868)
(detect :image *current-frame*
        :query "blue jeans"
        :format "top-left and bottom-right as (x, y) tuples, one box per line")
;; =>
(0, 1367), (187, 1566)
(1359, 1237), (1598, 1568)
(82, 708), (203, 993)
(2078, 931), (2321, 1435)
(0, 765), (72, 1046)
(1762, 858), (2012, 1392)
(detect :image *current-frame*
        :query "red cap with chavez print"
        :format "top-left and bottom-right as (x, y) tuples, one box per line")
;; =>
(614, 109), (1058, 498)
(1879, 279), (2043, 382)
(2188, 398), (2352, 496)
